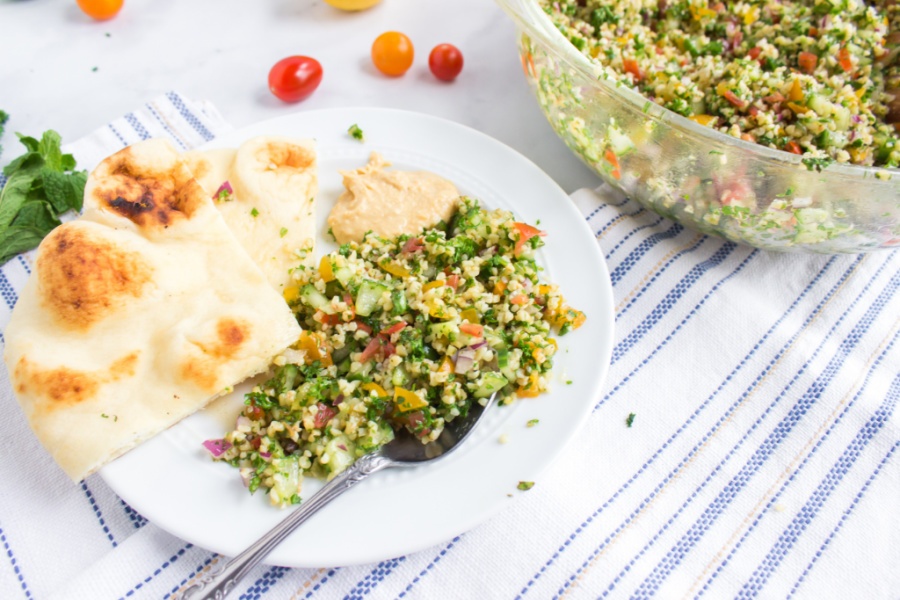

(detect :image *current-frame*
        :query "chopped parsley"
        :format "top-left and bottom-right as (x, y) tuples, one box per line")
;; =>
(625, 412), (636, 428)
(250, 207), (259, 217)
(517, 481), (535, 491)
(348, 124), (365, 141)
(280, 227), (288, 238)
(526, 419), (540, 427)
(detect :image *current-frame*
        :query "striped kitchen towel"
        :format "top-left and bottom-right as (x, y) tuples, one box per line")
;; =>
(0, 93), (898, 599)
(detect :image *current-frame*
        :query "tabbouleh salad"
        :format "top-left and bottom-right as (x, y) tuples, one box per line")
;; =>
(204, 197), (585, 507)
(543, 0), (900, 167)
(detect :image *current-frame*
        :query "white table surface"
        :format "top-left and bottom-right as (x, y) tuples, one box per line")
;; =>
(0, 0), (600, 194)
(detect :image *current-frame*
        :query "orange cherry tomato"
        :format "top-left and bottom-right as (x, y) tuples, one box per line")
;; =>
(372, 31), (414, 77)
(428, 44), (464, 81)
(76, 0), (123, 20)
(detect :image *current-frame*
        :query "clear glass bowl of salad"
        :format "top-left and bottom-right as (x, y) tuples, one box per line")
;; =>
(495, 0), (900, 253)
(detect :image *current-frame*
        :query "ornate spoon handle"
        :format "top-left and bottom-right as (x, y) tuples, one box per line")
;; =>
(178, 453), (393, 600)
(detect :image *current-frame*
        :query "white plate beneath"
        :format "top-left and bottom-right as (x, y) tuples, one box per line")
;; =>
(100, 107), (615, 568)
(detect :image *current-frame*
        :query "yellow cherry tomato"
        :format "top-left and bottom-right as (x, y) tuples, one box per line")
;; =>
(76, 0), (123, 20)
(372, 31), (414, 77)
(323, 0), (382, 10)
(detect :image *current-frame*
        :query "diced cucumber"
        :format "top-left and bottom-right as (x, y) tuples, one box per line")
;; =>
(322, 435), (356, 478)
(497, 347), (509, 369)
(391, 289), (408, 316)
(300, 284), (334, 314)
(333, 265), (354, 288)
(474, 372), (508, 398)
(271, 457), (301, 501)
(608, 125), (635, 156)
(484, 328), (507, 349)
(356, 422), (395, 453)
(355, 280), (389, 317)
(429, 320), (460, 339)
(391, 365), (410, 387)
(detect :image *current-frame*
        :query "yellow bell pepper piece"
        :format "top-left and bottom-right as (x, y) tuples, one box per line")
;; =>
(319, 256), (335, 283)
(296, 331), (332, 366)
(437, 356), (454, 374)
(380, 261), (410, 279)
(422, 280), (445, 292)
(516, 373), (542, 398)
(689, 114), (718, 127)
(460, 308), (480, 324)
(789, 79), (804, 102)
(787, 102), (809, 115)
(283, 286), (300, 304)
(394, 387), (427, 413)
(361, 382), (388, 397)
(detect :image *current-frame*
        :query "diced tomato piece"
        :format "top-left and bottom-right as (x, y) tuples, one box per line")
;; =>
(798, 51), (817, 74)
(622, 58), (642, 82)
(401, 237), (425, 254)
(383, 341), (396, 359)
(510, 293), (529, 305)
(315, 310), (342, 326)
(604, 148), (621, 180)
(763, 92), (784, 103)
(722, 90), (747, 109)
(747, 47), (762, 60)
(379, 321), (407, 337)
(313, 403), (337, 429)
(446, 273), (460, 290)
(354, 320), (373, 335)
(459, 323), (484, 337)
(359, 338), (383, 362)
(512, 222), (547, 256)
(838, 46), (853, 72)
(785, 140), (803, 155)
(343, 293), (356, 319)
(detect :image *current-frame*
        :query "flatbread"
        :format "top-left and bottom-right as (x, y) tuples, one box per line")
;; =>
(184, 136), (317, 292)
(4, 139), (302, 482)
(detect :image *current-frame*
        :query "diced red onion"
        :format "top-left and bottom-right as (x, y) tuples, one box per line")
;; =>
(334, 394), (345, 406)
(202, 438), (232, 457)
(470, 340), (488, 350)
(338, 444), (348, 451)
(235, 415), (251, 430)
(214, 180), (233, 200)
(259, 451), (272, 460)
(455, 348), (476, 374)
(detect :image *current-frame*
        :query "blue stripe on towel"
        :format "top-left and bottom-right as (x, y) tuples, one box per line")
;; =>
(627, 265), (900, 599)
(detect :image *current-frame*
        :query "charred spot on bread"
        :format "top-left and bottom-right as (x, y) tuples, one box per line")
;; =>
(91, 145), (206, 230)
(37, 223), (153, 331)
(260, 140), (315, 170)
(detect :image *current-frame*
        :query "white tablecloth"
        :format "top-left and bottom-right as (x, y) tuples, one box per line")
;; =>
(1, 93), (897, 599)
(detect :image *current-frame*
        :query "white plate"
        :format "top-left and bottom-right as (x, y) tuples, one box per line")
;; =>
(100, 107), (615, 568)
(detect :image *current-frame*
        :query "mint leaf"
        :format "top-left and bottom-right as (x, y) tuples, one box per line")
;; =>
(0, 225), (46, 265)
(0, 173), (35, 232)
(0, 129), (87, 266)
(12, 200), (61, 232)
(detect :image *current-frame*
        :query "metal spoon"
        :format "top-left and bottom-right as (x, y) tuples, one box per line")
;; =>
(179, 392), (497, 600)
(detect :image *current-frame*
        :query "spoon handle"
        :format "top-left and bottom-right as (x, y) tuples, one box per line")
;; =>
(178, 453), (394, 600)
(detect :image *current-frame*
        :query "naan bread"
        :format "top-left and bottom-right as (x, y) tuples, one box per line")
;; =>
(184, 136), (317, 292)
(4, 139), (302, 482)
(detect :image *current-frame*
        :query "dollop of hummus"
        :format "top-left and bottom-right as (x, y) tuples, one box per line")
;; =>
(327, 152), (459, 244)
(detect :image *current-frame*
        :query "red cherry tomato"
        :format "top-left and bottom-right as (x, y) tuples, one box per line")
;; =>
(268, 56), (323, 103)
(372, 31), (414, 77)
(77, 0), (123, 20)
(428, 44), (464, 81)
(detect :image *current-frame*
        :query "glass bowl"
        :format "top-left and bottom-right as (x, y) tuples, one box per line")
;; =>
(495, 0), (900, 253)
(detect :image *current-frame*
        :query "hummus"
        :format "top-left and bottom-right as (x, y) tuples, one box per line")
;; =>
(327, 152), (459, 244)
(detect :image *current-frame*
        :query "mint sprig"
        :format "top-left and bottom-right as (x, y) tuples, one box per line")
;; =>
(0, 130), (87, 266)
